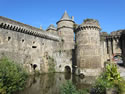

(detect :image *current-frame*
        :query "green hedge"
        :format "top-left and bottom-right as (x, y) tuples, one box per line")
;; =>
(0, 57), (27, 94)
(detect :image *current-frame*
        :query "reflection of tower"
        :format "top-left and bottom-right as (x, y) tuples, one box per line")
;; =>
(56, 11), (75, 50)
(76, 19), (102, 76)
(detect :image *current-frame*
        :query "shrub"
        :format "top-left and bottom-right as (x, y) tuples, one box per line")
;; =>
(0, 57), (27, 94)
(104, 63), (121, 82)
(92, 63), (125, 94)
(114, 78), (125, 94)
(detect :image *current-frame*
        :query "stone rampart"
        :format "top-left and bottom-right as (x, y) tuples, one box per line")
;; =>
(0, 16), (60, 41)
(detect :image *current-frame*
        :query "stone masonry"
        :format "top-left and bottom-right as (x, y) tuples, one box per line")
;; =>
(0, 12), (124, 76)
(75, 19), (102, 76)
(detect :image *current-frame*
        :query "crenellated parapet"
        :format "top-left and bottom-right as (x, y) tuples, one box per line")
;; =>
(100, 30), (124, 42)
(0, 16), (61, 41)
(76, 19), (101, 32)
(100, 30), (125, 62)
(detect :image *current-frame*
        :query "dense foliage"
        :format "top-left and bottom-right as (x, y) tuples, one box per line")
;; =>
(61, 81), (88, 94)
(0, 57), (27, 94)
(92, 63), (125, 94)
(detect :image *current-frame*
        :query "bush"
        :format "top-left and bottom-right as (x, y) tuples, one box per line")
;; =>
(114, 78), (125, 94)
(0, 57), (27, 94)
(92, 63), (125, 94)
(104, 63), (121, 82)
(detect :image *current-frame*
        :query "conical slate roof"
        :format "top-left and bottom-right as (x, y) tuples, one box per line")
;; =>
(46, 24), (56, 31)
(60, 11), (72, 21)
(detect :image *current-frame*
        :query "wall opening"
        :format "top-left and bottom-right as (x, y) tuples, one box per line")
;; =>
(32, 46), (37, 48)
(8, 37), (11, 41)
(33, 41), (35, 44)
(33, 64), (37, 70)
(22, 39), (24, 42)
(64, 66), (71, 80)
(31, 64), (37, 70)
(59, 65), (61, 68)
(65, 66), (71, 73)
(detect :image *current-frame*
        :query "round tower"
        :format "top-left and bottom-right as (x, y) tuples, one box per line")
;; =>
(76, 19), (102, 76)
(56, 11), (75, 50)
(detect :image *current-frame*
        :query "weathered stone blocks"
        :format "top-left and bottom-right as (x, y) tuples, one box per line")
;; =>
(76, 19), (102, 76)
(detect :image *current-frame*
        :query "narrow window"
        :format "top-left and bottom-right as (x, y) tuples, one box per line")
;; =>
(33, 41), (35, 44)
(8, 37), (11, 41)
(32, 46), (37, 48)
(22, 39), (24, 42)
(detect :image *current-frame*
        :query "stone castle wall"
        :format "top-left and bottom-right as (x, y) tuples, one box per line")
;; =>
(100, 30), (122, 63)
(0, 16), (73, 74)
(0, 13), (124, 76)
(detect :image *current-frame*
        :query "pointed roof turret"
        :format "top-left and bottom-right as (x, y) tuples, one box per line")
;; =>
(57, 11), (74, 24)
(46, 24), (56, 31)
(60, 11), (72, 21)
(80, 19), (101, 30)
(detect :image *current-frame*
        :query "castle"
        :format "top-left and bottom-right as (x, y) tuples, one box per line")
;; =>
(0, 11), (125, 76)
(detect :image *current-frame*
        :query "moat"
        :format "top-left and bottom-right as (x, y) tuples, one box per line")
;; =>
(16, 73), (95, 94)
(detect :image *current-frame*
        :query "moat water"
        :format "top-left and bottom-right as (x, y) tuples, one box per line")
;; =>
(16, 73), (96, 94)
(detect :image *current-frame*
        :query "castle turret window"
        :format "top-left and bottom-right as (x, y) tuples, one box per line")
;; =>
(8, 36), (11, 41)
(22, 39), (24, 42)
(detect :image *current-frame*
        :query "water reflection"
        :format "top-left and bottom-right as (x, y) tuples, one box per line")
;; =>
(17, 73), (95, 94)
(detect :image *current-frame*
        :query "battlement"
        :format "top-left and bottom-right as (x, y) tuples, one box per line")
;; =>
(76, 19), (101, 32)
(100, 30), (125, 40)
(111, 30), (123, 36)
(0, 16), (60, 41)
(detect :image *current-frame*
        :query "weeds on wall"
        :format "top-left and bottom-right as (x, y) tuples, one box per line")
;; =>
(48, 56), (56, 73)
(0, 57), (27, 94)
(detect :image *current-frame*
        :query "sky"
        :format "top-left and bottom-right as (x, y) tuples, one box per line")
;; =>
(0, 0), (125, 33)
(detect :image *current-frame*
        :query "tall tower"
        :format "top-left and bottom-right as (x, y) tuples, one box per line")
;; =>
(57, 11), (75, 50)
(76, 19), (102, 76)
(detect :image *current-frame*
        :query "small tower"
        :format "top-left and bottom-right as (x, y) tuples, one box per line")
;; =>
(75, 19), (102, 76)
(56, 11), (75, 50)
(46, 24), (57, 34)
